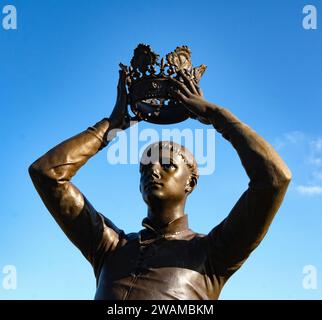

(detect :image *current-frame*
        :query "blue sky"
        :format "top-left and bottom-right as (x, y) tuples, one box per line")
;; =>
(0, 0), (321, 299)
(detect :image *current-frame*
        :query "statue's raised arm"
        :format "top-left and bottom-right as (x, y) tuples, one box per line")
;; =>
(28, 70), (138, 275)
(170, 71), (292, 279)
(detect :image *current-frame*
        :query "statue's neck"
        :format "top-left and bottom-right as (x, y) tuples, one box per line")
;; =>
(147, 201), (186, 227)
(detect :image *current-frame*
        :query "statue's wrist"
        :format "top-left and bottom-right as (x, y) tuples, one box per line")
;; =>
(108, 113), (126, 130)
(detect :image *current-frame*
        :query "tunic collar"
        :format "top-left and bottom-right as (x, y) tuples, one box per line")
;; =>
(139, 215), (190, 244)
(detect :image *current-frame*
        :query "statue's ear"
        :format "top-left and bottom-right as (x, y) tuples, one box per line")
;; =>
(185, 176), (197, 194)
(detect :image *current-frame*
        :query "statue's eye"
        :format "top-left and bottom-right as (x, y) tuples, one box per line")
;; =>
(162, 163), (176, 170)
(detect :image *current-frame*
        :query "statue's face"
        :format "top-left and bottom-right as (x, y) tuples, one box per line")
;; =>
(139, 147), (192, 206)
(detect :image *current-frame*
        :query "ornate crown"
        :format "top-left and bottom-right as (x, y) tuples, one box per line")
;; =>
(120, 44), (207, 124)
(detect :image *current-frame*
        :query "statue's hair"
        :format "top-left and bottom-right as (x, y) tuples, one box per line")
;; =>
(140, 141), (199, 182)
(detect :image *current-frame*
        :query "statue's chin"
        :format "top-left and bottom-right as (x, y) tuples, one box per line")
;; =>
(143, 190), (165, 206)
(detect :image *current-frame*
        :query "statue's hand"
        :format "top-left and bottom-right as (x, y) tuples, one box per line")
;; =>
(169, 71), (212, 125)
(109, 70), (140, 130)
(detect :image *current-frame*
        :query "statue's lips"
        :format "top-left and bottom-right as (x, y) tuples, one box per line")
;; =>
(145, 181), (163, 190)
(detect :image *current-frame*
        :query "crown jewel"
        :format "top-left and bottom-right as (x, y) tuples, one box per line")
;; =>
(120, 44), (207, 124)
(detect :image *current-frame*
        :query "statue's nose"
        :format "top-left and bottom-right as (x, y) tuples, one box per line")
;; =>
(151, 170), (161, 180)
(151, 164), (161, 180)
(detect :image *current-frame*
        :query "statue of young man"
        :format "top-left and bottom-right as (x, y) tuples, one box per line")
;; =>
(29, 69), (291, 300)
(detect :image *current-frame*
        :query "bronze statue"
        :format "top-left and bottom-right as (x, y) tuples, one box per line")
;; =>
(29, 45), (291, 299)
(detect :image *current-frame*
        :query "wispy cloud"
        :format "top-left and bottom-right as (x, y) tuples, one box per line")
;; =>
(311, 138), (322, 152)
(309, 138), (322, 166)
(274, 131), (306, 150)
(309, 157), (322, 166)
(313, 171), (322, 180)
(296, 185), (322, 195)
(275, 132), (322, 196)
